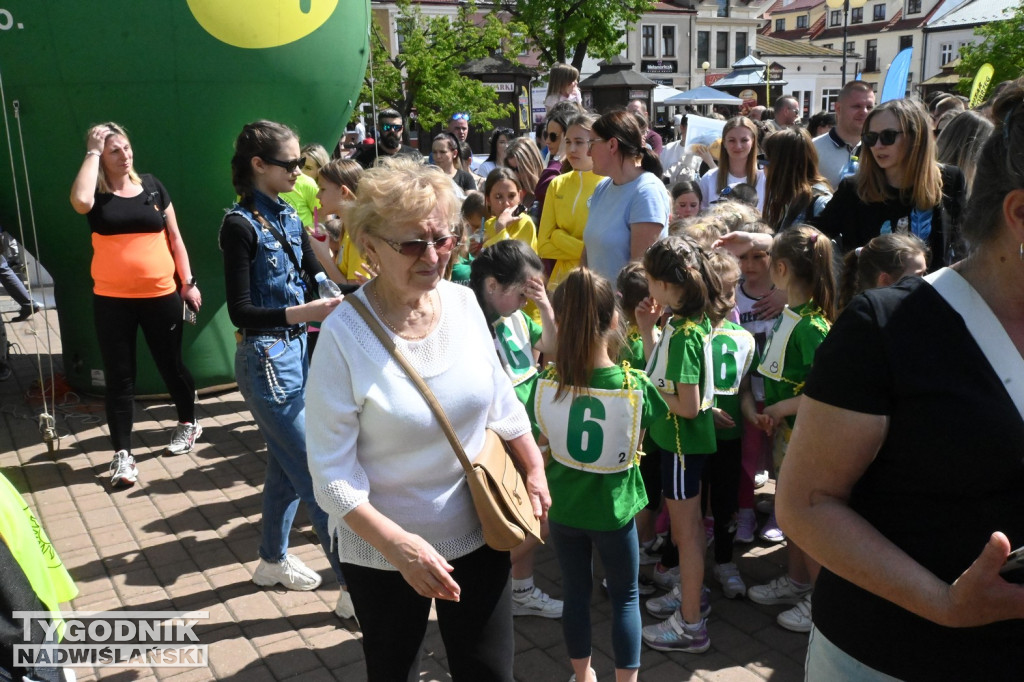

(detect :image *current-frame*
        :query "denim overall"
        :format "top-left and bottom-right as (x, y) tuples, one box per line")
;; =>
(230, 191), (344, 585)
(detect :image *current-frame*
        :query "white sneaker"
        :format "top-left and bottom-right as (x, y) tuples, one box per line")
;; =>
(651, 563), (680, 591)
(638, 534), (666, 565)
(734, 508), (756, 544)
(109, 450), (138, 488)
(759, 512), (785, 543)
(754, 470), (770, 489)
(511, 587), (563, 618)
(747, 575), (811, 606)
(335, 589), (357, 621)
(252, 554), (323, 591)
(167, 421), (202, 455)
(645, 584), (711, 619)
(777, 594), (813, 633)
(712, 562), (747, 599)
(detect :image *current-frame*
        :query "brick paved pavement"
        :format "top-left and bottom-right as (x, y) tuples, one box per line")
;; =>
(0, 297), (807, 681)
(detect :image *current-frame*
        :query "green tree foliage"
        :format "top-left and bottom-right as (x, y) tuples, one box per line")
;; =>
(358, 0), (525, 131)
(500, 0), (656, 71)
(956, 1), (1024, 98)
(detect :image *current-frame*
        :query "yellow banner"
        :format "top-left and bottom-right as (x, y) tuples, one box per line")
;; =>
(970, 63), (995, 108)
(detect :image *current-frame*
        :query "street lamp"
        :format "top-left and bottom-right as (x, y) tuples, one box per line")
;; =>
(825, 0), (868, 86)
(701, 60), (710, 86)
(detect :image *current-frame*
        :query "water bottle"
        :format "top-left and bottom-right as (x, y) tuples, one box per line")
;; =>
(840, 155), (859, 181)
(314, 271), (343, 299)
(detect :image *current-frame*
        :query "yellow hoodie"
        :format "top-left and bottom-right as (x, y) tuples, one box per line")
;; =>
(537, 169), (602, 288)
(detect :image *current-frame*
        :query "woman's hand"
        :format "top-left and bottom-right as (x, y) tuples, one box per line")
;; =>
(86, 125), (108, 155)
(291, 296), (342, 324)
(524, 275), (551, 312)
(383, 531), (462, 602)
(526, 468), (551, 522)
(495, 207), (517, 233)
(939, 532), (1024, 628)
(181, 284), (202, 312)
(754, 287), (786, 320)
(713, 231), (772, 257)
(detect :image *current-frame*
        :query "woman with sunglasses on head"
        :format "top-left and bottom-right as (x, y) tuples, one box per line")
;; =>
(812, 98), (966, 267)
(306, 156), (550, 682)
(581, 109), (670, 283)
(477, 128), (515, 180)
(70, 122), (203, 488)
(218, 120), (353, 617)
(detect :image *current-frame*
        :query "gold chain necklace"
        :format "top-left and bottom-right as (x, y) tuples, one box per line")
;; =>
(371, 281), (436, 341)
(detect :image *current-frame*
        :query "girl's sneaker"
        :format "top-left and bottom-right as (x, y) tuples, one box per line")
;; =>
(109, 450), (138, 488)
(712, 562), (747, 599)
(703, 516), (715, 547)
(642, 612), (710, 653)
(759, 511), (785, 543)
(651, 563), (680, 591)
(777, 594), (813, 633)
(644, 584), (711, 619)
(734, 508), (756, 544)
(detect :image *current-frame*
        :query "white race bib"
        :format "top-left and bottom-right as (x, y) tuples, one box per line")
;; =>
(757, 307), (801, 381)
(711, 326), (756, 396)
(535, 378), (643, 474)
(646, 319), (715, 411)
(493, 312), (538, 387)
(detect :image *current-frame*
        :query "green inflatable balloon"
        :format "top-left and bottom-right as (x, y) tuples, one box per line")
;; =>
(0, 0), (369, 394)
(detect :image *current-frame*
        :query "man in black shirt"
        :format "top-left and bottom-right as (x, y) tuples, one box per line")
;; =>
(352, 109), (423, 169)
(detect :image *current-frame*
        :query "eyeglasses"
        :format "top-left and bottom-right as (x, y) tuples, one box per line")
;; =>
(451, 113), (470, 122)
(546, 131), (561, 142)
(380, 235), (458, 258)
(260, 155), (306, 173)
(380, 123), (404, 132)
(861, 129), (902, 147)
(564, 138), (593, 149)
(587, 138), (607, 149)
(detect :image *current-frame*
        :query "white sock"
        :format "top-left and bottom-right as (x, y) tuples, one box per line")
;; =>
(511, 577), (534, 595)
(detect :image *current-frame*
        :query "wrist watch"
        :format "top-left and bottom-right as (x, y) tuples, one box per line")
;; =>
(186, 276), (197, 287)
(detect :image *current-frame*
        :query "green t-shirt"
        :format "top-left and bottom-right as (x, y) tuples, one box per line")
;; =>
(646, 314), (717, 455)
(492, 310), (543, 404)
(450, 255), (472, 287)
(759, 301), (830, 426)
(711, 321), (757, 441)
(280, 172), (320, 228)
(528, 364), (668, 531)
(618, 323), (646, 368)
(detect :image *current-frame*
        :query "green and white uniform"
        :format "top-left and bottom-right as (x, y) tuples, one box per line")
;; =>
(492, 310), (543, 404)
(619, 322), (646, 368)
(757, 301), (830, 428)
(529, 363), (668, 531)
(646, 314), (717, 456)
(711, 321), (757, 441)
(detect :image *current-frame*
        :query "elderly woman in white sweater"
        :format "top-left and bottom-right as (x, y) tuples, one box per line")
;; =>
(306, 156), (550, 682)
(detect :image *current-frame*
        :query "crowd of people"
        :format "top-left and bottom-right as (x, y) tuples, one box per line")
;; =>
(60, 68), (1024, 681)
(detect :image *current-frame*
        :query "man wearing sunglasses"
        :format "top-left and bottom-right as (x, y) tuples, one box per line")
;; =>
(813, 81), (875, 189)
(447, 112), (470, 145)
(353, 108), (423, 169)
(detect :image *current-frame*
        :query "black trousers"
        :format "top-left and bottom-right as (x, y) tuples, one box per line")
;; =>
(703, 438), (742, 564)
(93, 293), (196, 453)
(342, 545), (514, 682)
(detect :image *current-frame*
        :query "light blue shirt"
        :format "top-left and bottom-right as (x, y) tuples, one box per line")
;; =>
(582, 172), (670, 282)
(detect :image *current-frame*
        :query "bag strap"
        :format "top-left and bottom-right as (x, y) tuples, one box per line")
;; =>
(140, 174), (167, 227)
(925, 267), (1024, 421)
(252, 210), (306, 281)
(345, 294), (476, 476)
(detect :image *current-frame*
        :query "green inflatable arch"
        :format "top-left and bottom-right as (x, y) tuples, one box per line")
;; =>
(0, 0), (369, 394)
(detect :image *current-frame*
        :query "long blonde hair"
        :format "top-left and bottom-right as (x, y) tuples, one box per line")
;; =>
(93, 122), (142, 193)
(716, 117), (759, 193)
(857, 99), (942, 210)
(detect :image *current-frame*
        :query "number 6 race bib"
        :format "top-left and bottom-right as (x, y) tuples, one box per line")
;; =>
(534, 378), (643, 474)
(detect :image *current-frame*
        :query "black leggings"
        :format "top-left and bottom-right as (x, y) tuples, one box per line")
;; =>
(93, 293), (196, 453)
(342, 545), (514, 682)
(702, 438), (742, 564)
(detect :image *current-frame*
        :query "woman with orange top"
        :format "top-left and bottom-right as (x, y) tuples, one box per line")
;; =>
(70, 123), (202, 489)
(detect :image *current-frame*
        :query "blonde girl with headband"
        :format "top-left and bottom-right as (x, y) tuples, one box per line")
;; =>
(698, 117), (766, 212)
(716, 224), (836, 634)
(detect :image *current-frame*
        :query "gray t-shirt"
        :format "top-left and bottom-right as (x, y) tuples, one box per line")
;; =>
(582, 172), (670, 282)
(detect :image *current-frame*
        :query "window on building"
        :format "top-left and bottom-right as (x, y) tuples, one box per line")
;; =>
(899, 35), (913, 51)
(908, 0), (921, 13)
(830, 10), (842, 26)
(717, 0), (730, 18)
(716, 31), (729, 68)
(851, 7), (863, 23)
(735, 31), (748, 61)
(822, 43), (834, 49)
(775, 18), (785, 32)
(698, 31), (710, 64)
(865, 38), (878, 71)
(846, 41), (855, 55)
(662, 25), (676, 57)
(940, 43), (953, 65)
(797, 15), (809, 28)
(642, 25), (656, 58)
(822, 88), (840, 113)
(873, 4), (885, 20)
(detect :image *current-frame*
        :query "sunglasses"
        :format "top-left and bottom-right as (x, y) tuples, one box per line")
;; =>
(381, 235), (458, 258)
(546, 131), (561, 142)
(381, 123), (404, 132)
(861, 129), (902, 147)
(260, 155), (306, 173)
(451, 113), (470, 121)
